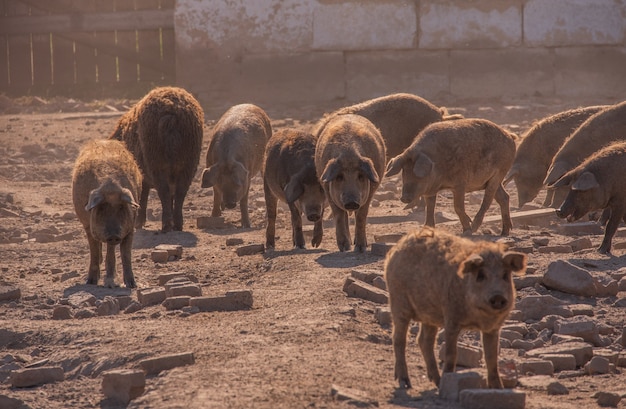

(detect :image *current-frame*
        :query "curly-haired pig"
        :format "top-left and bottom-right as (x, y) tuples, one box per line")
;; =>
(505, 105), (607, 208)
(263, 128), (327, 249)
(385, 118), (516, 236)
(544, 100), (626, 187)
(72, 139), (142, 288)
(385, 227), (527, 389)
(201, 103), (272, 228)
(110, 86), (204, 232)
(315, 114), (386, 252)
(552, 141), (626, 254)
(312, 93), (460, 160)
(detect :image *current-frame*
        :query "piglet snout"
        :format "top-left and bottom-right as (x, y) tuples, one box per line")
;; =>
(344, 202), (360, 211)
(489, 294), (508, 310)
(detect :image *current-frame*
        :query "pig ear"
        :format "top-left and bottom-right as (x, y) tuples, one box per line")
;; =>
(413, 152), (434, 178)
(459, 254), (483, 277)
(85, 188), (104, 211)
(385, 154), (405, 177)
(571, 171), (599, 191)
(503, 251), (527, 274)
(201, 165), (219, 188)
(504, 164), (519, 185)
(544, 161), (570, 186)
(284, 174), (304, 203)
(360, 158), (379, 184)
(121, 188), (140, 209)
(320, 159), (340, 183)
(550, 171), (574, 189)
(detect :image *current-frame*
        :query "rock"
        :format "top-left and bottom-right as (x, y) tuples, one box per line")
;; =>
(165, 283), (202, 298)
(158, 272), (199, 286)
(517, 375), (556, 390)
(439, 343), (482, 368)
(374, 306), (391, 326)
(197, 216), (226, 229)
(554, 317), (602, 346)
(500, 329), (523, 342)
(542, 260), (597, 297)
(162, 296), (191, 310)
(52, 305), (72, 320)
(236, 244), (264, 256)
(439, 371), (485, 401)
(124, 301), (143, 314)
(532, 237), (549, 246)
(373, 233), (403, 243)
(150, 250), (169, 263)
(96, 296), (120, 316)
(190, 290), (253, 312)
(619, 277), (626, 291)
(74, 309), (96, 319)
(585, 356), (611, 375)
(101, 369), (145, 404)
(459, 389), (526, 409)
(137, 287), (166, 306)
(342, 277), (388, 304)
(371, 276), (386, 291)
(10, 366), (64, 387)
(0, 395), (25, 409)
(350, 269), (384, 284)
(518, 359), (554, 376)
(547, 381), (569, 395)
(225, 238), (244, 246)
(526, 342), (593, 367)
(539, 354), (577, 372)
(370, 242), (393, 256)
(139, 352), (195, 375)
(67, 291), (96, 307)
(556, 221), (603, 235)
(594, 391), (621, 407)
(513, 274), (542, 290)
(566, 237), (594, 252)
(515, 295), (572, 321)
(0, 285), (21, 302)
(154, 244), (183, 261)
(594, 274), (619, 297)
(330, 384), (378, 407)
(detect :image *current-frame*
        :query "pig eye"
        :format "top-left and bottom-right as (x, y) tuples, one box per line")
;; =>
(336, 174), (344, 182)
(476, 270), (486, 282)
(503, 271), (510, 281)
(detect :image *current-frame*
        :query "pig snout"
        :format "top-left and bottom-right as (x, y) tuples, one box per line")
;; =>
(307, 212), (321, 222)
(106, 235), (122, 245)
(344, 201), (360, 211)
(224, 201), (237, 209)
(489, 294), (508, 310)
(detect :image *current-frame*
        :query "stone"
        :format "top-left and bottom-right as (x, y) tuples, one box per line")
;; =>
(10, 366), (64, 387)
(517, 375), (554, 390)
(542, 260), (597, 297)
(537, 245), (573, 254)
(554, 317), (601, 345)
(197, 216), (226, 229)
(52, 305), (72, 320)
(518, 359), (554, 376)
(350, 269), (384, 284)
(547, 381), (569, 395)
(67, 291), (96, 307)
(585, 356), (610, 375)
(162, 296), (191, 311)
(459, 389), (526, 409)
(515, 294), (572, 321)
(374, 306), (391, 326)
(513, 274), (542, 290)
(74, 309), (96, 319)
(526, 342), (593, 367)
(342, 277), (388, 304)
(594, 274), (619, 297)
(158, 272), (199, 286)
(330, 384), (378, 407)
(539, 354), (577, 372)
(370, 242), (393, 256)
(190, 290), (253, 312)
(500, 329), (523, 342)
(225, 238), (244, 246)
(373, 233), (403, 243)
(236, 244), (264, 256)
(96, 296), (120, 316)
(619, 277), (626, 291)
(137, 287), (167, 306)
(556, 221), (603, 235)
(566, 237), (594, 252)
(371, 276), (386, 291)
(0, 395), (25, 409)
(154, 244), (183, 260)
(139, 352), (195, 375)
(150, 250), (169, 263)
(124, 301), (143, 314)
(0, 285), (20, 302)
(101, 369), (145, 404)
(439, 371), (485, 401)
(439, 343), (482, 368)
(594, 391), (621, 407)
(165, 284), (202, 298)
(532, 237), (550, 246)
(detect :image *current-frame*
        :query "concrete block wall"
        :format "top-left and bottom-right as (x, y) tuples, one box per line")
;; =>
(174, 0), (626, 115)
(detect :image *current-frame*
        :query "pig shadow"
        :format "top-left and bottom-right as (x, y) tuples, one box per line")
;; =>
(132, 229), (198, 249)
(315, 251), (381, 269)
(263, 247), (327, 260)
(389, 387), (440, 407)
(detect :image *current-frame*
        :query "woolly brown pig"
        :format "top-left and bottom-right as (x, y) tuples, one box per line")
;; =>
(552, 141), (626, 254)
(544, 100), (626, 187)
(505, 105), (607, 208)
(385, 118), (516, 236)
(263, 129), (327, 249)
(315, 114), (386, 252)
(385, 227), (526, 389)
(202, 104), (271, 228)
(72, 139), (142, 288)
(110, 86), (204, 232)
(312, 93), (459, 160)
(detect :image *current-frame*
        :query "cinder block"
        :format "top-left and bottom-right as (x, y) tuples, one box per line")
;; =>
(190, 290), (253, 312)
(439, 371), (485, 401)
(154, 244), (183, 260)
(342, 277), (389, 304)
(10, 366), (64, 387)
(439, 343), (483, 368)
(137, 287), (167, 306)
(527, 342), (593, 367)
(162, 296), (191, 311)
(540, 354), (577, 372)
(459, 389), (526, 409)
(518, 359), (554, 376)
(197, 216), (226, 229)
(419, 1), (521, 49)
(139, 352), (195, 375)
(101, 369), (145, 404)
(226, 238), (244, 246)
(375, 306), (391, 326)
(165, 283), (202, 298)
(158, 272), (199, 286)
(370, 242), (394, 257)
(150, 250), (169, 263)
(236, 244), (265, 256)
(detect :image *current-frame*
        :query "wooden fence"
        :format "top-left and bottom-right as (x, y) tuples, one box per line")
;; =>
(0, 0), (175, 98)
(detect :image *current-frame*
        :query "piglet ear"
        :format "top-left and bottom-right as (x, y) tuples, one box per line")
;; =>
(284, 175), (304, 203)
(385, 154), (405, 177)
(201, 165), (219, 188)
(413, 152), (434, 178)
(85, 188), (104, 211)
(571, 171), (599, 191)
(360, 158), (379, 184)
(544, 161), (570, 186)
(320, 158), (340, 183)
(504, 164), (519, 185)
(549, 172), (574, 189)
(121, 188), (140, 209)
(503, 251), (527, 274)
(459, 254), (483, 277)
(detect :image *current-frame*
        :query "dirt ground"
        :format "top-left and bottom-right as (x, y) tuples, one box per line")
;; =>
(0, 93), (625, 409)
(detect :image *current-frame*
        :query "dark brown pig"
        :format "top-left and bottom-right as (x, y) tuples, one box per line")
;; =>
(385, 227), (526, 389)
(385, 118), (516, 235)
(505, 105), (607, 208)
(552, 141), (626, 254)
(263, 129), (327, 249)
(72, 139), (142, 288)
(544, 100), (626, 186)
(201, 104), (272, 228)
(315, 114), (386, 252)
(312, 93), (460, 160)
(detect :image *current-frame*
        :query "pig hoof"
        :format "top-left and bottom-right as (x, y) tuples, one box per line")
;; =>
(462, 229), (473, 236)
(354, 245), (367, 253)
(597, 246), (611, 255)
(398, 378), (412, 389)
(86, 277), (98, 285)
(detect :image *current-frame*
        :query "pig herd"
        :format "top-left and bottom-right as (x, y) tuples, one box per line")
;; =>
(70, 86), (626, 391)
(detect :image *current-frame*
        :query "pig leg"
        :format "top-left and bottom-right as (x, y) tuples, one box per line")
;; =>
(136, 180), (150, 229)
(418, 323), (440, 386)
(392, 314), (411, 389)
(452, 187), (473, 234)
(103, 242), (117, 288)
(598, 207), (623, 254)
(493, 185), (512, 236)
(172, 183), (188, 231)
(482, 330), (503, 388)
(311, 213), (323, 248)
(240, 191), (251, 228)
(330, 201), (351, 251)
(288, 202), (305, 249)
(353, 201), (371, 252)
(442, 325), (461, 375)
(542, 190), (554, 208)
(471, 180), (500, 233)
(264, 182), (278, 249)
(211, 187), (223, 217)
(85, 228), (102, 285)
(155, 180), (174, 233)
(424, 195), (437, 227)
(120, 232), (136, 288)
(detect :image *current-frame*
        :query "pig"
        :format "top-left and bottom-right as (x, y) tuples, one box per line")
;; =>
(385, 227), (527, 389)
(110, 86), (204, 232)
(312, 93), (461, 161)
(263, 128), (327, 249)
(201, 104), (272, 228)
(385, 118), (516, 236)
(552, 141), (626, 254)
(544, 100), (626, 187)
(72, 139), (142, 288)
(505, 105), (608, 208)
(315, 114), (386, 252)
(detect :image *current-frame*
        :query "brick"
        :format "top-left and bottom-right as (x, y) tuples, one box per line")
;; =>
(137, 287), (166, 306)
(459, 389), (525, 409)
(342, 277), (388, 304)
(526, 342), (593, 367)
(313, 1), (416, 50)
(196, 216), (226, 229)
(373, 233), (404, 243)
(350, 269), (384, 285)
(139, 352), (195, 375)
(420, 1), (521, 49)
(524, 0), (624, 47)
(370, 242), (393, 257)
(101, 369), (145, 404)
(518, 359), (554, 376)
(162, 296), (191, 311)
(10, 366), (64, 387)
(225, 238), (244, 246)
(566, 237), (594, 252)
(150, 250), (169, 263)
(439, 371), (485, 401)
(165, 284), (202, 298)
(439, 343), (482, 368)
(0, 285), (21, 302)
(374, 306), (391, 326)
(154, 244), (183, 260)
(556, 221), (603, 236)
(190, 290), (253, 312)
(236, 244), (265, 256)
(158, 272), (199, 286)
(540, 354), (577, 372)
